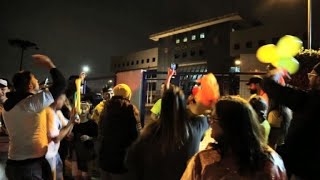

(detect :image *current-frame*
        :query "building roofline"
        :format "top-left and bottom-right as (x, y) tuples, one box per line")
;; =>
(149, 13), (242, 41)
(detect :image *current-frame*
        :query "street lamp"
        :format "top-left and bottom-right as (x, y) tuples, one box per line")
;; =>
(307, 0), (312, 49)
(234, 59), (241, 66)
(82, 65), (90, 73)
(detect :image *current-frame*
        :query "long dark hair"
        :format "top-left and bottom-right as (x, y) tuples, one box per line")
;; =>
(215, 96), (268, 175)
(148, 85), (189, 155)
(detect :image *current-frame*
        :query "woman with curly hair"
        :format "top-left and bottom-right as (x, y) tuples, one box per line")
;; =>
(182, 96), (287, 179)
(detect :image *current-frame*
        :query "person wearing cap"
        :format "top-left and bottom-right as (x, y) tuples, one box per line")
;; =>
(2, 54), (66, 180)
(99, 83), (141, 179)
(0, 78), (10, 179)
(91, 86), (114, 124)
(0, 78), (11, 135)
(246, 75), (269, 106)
(262, 62), (320, 179)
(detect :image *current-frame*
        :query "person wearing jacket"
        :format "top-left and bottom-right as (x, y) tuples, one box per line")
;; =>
(3, 54), (66, 180)
(262, 63), (320, 179)
(99, 83), (141, 180)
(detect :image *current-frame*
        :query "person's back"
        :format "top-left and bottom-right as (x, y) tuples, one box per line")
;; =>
(126, 85), (209, 180)
(99, 84), (140, 178)
(127, 114), (208, 180)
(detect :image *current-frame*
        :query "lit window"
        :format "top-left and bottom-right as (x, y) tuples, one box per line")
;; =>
(176, 39), (180, 44)
(200, 33), (205, 39)
(191, 35), (196, 40)
(183, 37), (188, 42)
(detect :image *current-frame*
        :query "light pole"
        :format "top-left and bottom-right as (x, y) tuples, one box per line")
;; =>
(307, 0), (312, 49)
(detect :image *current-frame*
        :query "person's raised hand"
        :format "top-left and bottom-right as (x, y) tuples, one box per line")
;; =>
(32, 54), (56, 69)
(268, 68), (290, 86)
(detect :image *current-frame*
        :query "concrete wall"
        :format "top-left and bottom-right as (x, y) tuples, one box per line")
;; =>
(111, 48), (158, 72)
(230, 24), (306, 57)
(116, 70), (144, 110)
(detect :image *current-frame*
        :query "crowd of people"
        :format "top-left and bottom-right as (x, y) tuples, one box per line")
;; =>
(0, 53), (319, 180)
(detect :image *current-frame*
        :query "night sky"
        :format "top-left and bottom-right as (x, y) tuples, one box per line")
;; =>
(0, 0), (315, 81)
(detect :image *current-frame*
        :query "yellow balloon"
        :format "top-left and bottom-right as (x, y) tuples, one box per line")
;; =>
(256, 44), (279, 63)
(277, 35), (303, 57)
(276, 57), (300, 74)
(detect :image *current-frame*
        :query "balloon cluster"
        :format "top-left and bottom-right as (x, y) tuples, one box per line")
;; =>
(256, 35), (303, 74)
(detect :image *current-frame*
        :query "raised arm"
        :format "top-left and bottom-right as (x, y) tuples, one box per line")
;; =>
(32, 54), (66, 100)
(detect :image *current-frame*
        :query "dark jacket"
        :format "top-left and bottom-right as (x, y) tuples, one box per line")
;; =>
(262, 78), (320, 179)
(99, 96), (139, 173)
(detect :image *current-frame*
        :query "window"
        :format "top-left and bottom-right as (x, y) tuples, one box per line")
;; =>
(258, 40), (266, 46)
(191, 35), (196, 40)
(182, 52), (187, 58)
(152, 57), (156, 62)
(136, 60), (139, 65)
(190, 50), (196, 56)
(151, 82), (156, 91)
(141, 59), (144, 64)
(176, 39), (180, 44)
(234, 43), (240, 50)
(246, 41), (253, 48)
(199, 50), (204, 56)
(122, 63), (125, 67)
(183, 37), (188, 42)
(127, 62), (130, 66)
(174, 54), (180, 59)
(200, 33), (205, 39)
(131, 61), (134, 65)
(147, 58), (150, 63)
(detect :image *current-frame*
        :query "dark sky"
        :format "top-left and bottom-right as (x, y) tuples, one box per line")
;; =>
(0, 0), (314, 80)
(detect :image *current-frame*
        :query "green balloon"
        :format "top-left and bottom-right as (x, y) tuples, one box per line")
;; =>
(277, 57), (299, 74)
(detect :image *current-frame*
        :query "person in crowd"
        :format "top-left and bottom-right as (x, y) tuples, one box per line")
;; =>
(99, 83), (141, 180)
(0, 78), (11, 135)
(70, 101), (98, 180)
(45, 93), (80, 180)
(182, 96), (287, 179)
(150, 68), (175, 121)
(150, 83), (164, 121)
(247, 75), (269, 105)
(91, 86), (114, 124)
(267, 98), (292, 150)
(2, 54), (66, 180)
(126, 85), (209, 180)
(249, 95), (271, 144)
(0, 78), (11, 179)
(262, 63), (320, 179)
